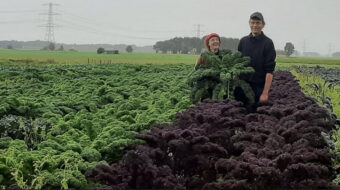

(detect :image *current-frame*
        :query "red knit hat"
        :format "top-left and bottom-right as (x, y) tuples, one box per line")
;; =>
(205, 33), (221, 50)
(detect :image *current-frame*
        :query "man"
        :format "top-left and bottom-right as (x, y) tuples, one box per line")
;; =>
(238, 12), (276, 104)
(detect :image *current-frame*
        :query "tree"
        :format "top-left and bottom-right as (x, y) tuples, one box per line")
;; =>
(7, 44), (13, 49)
(97, 47), (105, 54)
(153, 36), (239, 55)
(48, 42), (55, 51)
(58, 45), (64, 51)
(153, 41), (168, 54)
(126, 45), (133, 53)
(332, 52), (340, 58)
(284, 42), (294, 57)
(181, 46), (189, 54)
(69, 49), (78, 52)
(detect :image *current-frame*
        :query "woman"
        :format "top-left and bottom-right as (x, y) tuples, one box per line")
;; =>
(195, 33), (227, 70)
(190, 33), (231, 102)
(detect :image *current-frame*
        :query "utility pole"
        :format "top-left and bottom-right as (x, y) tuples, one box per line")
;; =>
(40, 2), (60, 43)
(194, 24), (204, 38)
(302, 40), (306, 55)
(328, 43), (332, 57)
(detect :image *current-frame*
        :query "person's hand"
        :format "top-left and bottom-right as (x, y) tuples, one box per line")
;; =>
(259, 93), (269, 103)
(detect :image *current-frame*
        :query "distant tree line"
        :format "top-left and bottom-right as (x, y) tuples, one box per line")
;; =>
(96, 46), (134, 54)
(332, 52), (340, 57)
(97, 47), (119, 54)
(153, 36), (239, 54)
(41, 42), (65, 51)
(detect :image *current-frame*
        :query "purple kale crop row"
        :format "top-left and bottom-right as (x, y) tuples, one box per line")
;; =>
(86, 71), (338, 190)
(294, 65), (340, 86)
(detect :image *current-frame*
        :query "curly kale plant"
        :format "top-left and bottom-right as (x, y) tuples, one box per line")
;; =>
(87, 71), (338, 190)
(188, 50), (255, 104)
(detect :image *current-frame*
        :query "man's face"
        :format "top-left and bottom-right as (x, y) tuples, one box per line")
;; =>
(249, 19), (264, 36)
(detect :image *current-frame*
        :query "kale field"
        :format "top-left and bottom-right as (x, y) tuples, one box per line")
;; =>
(0, 50), (339, 190)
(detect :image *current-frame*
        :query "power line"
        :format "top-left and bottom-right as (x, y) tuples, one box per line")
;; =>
(0, 9), (41, 14)
(57, 12), (181, 41)
(60, 9), (191, 34)
(302, 39), (306, 53)
(58, 18), (165, 41)
(34, 5), (199, 43)
(39, 3), (60, 43)
(193, 24), (204, 38)
(0, 19), (40, 24)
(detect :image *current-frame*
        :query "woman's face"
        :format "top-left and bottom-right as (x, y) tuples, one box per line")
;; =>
(208, 37), (220, 51)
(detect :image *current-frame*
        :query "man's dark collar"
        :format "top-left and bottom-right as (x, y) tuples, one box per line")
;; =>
(249, 32), (264, 40)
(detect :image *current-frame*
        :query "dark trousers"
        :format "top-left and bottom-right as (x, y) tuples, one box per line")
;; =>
(234, 82), (264, 112)
(250, 82), (264, 103)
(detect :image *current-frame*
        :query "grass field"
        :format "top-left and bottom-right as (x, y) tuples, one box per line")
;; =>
(1, 49), (340, 68)
(0, 50), (197, 65)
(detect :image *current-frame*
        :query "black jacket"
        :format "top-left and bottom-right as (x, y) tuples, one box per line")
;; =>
(238, 32), (276, 85)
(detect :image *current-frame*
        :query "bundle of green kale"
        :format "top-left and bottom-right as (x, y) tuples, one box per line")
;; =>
(188, 50), (255, 104)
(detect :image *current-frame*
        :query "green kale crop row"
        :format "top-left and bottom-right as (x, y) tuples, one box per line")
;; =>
(0, 63), (194, 189)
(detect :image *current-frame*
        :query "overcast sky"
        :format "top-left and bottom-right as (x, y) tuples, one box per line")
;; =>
(1, 0), (339, 55)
